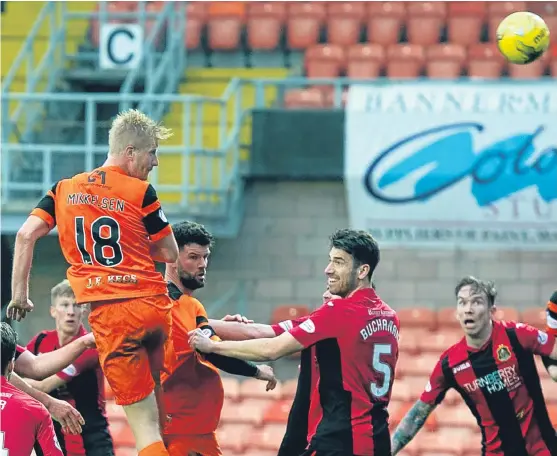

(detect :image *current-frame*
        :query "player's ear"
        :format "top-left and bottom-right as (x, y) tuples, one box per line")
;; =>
(490, 305), (497, 318)
(124, 145), (134, 159)
(357, 264), (369, 280)
(49, 306), (57, 319)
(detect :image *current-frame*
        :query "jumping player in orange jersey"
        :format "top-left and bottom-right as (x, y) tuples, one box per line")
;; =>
(161, 221), (277, 456)
(7, 110), (179, 456)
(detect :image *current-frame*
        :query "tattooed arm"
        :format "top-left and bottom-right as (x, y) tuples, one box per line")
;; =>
(391, 400), (436, 455)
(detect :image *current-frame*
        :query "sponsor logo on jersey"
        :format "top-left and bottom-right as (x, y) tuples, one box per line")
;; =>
(453, 361), (471, 374)
(299, 319), (316, 334)
(278, 320), (293, 332)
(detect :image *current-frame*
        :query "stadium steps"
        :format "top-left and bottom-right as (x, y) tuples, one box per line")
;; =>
(158, 67), (289, 205)
(1, 1), (96, 125)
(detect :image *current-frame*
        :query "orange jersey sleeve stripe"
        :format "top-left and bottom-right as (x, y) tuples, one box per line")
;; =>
(150, 224), (173, 242)
(142, 200), (160, 216)
(30, 208), (55, 229)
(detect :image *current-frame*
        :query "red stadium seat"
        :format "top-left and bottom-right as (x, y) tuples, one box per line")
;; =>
(305, 44), (345, 78)
(240, 377), (283, 400)
(247, 2), (285, 50)
(390, 379), (412, 402)
(207, 2), (245, 50)
(284, 89), (326, 109)
(418, 329), (462, 354)
(222, 376), (241, 401)
(426, 44), (466, 79)
(436, 307), (461, 329)
(397, 307), (437, 331)
(281, 378), (298, 399)
(415, 428), (469, 455)
(90, 2), (135, 47)
(406, 376), (431, 401)
(447, 2), (486, 46)
(508, 54), (548, 79)
(435, 403), (478, 430)
(467, 43), (506, 79)
(399, 329), (423, 355)
(263, 399), (291, 423)
(406, 2), (446, 46)
(184, 2), (207, 49)
(493, 306), (520, 322)
(366, 2), (406, 46)
(521, 307), (547, 329)
(217, 424), (253, 453)
(220, 398), (269, 425)
(403, 353), (439, 377)
(270, 305), (311, 325)
(346, 43), (385, 79)
(487, 2), (527, 40)
(286, 2), (326, 50)
(104, 376), (115, 400)
(250, 423), (287, 451)
(386, 44), (425, 78)
(326, 2), (365, 46)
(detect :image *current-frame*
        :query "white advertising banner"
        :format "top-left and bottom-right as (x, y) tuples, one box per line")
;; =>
(344, 82), (557, 249)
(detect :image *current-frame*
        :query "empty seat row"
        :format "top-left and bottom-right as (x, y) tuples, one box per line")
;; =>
(304, 43), (557, 79)
(89, 2), (557, 51)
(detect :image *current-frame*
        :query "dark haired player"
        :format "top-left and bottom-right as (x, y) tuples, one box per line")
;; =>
(1, 322), (64, 455)
(191, 229), (399, 456)
(392, 277), (557, 456)
(161, 221), (277, 456)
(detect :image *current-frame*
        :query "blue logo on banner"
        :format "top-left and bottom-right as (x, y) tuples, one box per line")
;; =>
(363, 123), (557, 205)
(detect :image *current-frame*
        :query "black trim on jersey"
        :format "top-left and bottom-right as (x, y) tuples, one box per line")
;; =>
(167, 282), (182, 300)
(33, 332), (48, 355)
(143, 208), (169, 236)
(278, 348), (312, 456)
(196, 315), (209, 326)
(142, 184), (158, 208)
(53, 421), (68, 456)
(34, 442), (46, 456)
(469, 341), (528, 456)
(370, 402), (390, 456)
(506, 328), (557, 453)
(205, 352), (259, 377)
(35, 195), (56, 221)
(311, 339), (354, 453)
(441, 356), (487, 456)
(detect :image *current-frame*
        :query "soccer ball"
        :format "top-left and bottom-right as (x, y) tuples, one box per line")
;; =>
(496, 11), (550, 64)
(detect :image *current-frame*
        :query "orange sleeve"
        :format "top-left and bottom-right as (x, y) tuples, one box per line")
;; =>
(29, 183), (58, 229)
(194, 301), (221, 342)
(140, 184), (172, 241)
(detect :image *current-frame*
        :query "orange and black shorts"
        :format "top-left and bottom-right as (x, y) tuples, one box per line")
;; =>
(89, 295), (174, 406)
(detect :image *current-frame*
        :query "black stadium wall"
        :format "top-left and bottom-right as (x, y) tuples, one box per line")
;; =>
(250, 109), (345, 179)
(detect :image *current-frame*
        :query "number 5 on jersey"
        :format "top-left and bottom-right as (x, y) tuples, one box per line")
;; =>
(370, 343), (392, 398)
(75, 216), (123, 267)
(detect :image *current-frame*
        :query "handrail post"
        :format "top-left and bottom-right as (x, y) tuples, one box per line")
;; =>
(85, 98), (96, 172)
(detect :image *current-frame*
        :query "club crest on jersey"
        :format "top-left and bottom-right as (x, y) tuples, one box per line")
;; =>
(496, 344), (512, 362)
(537, 330), (549, 345)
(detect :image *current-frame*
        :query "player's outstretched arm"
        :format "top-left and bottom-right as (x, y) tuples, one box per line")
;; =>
(149, 233), (179, 263)
(15, 333), (94, 380)
(208, 319), (276, 341)
(7, 215), (51, 321)
(391, 400), (436, 455)
(10, 373), (84, 435)
(190, 329), (303, 362)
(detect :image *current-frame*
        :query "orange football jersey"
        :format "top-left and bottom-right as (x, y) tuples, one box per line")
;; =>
(162, 283), (224, 435)
(30, 166), (172, 304)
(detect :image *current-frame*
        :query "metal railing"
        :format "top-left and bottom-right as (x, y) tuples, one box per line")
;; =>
(2, 2), (66, 142)
(2, 1), (185, 144)
(2, 91), (243, 219)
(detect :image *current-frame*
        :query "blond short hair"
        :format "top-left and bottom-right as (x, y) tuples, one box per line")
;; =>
(50, 279), (75, 303)
(108, 109), (173, 156)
